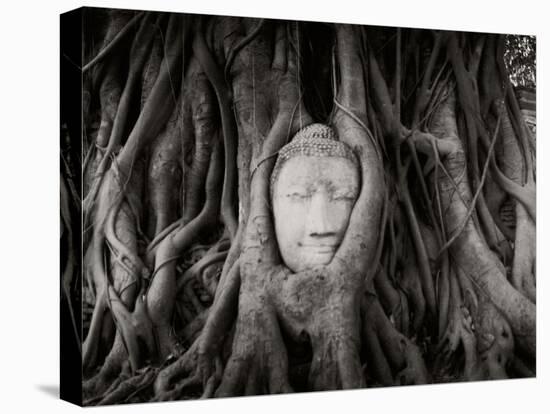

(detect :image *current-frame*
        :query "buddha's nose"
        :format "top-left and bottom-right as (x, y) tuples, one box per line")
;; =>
(306, 191), (335, 238)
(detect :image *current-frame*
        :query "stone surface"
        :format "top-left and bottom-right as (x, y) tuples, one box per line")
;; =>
(271, 154), (360, 272)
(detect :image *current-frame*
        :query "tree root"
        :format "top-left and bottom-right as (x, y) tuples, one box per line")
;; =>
(79, 15), (537, 403)
(179, 309), (209, 346)
(83, 11), (145, 73)
(430, 86), (535, 356)
(90, 13), (158, 217)
(95, 367), (158, 405)
(398, 253), (427, 335)
(216, 301), (292, 396)
(434, 269), (478, 381)
(154, 338), (201, 398)
(154, 256), (241, 398)
(83, 333), (130, 400)
(154, 353), (220, 402)
(511, 204), (536, 302)
(470, 286), (514, 380)
(177, 248), (227, 291)
(82, 22), (184, 379)
(107, 286), (157, 371)
(374, 268), (404, 330)
(147, 142), (223, 359)
(487, 101), (536, 302)
(363, 292), (428, 385)
(88, 160), (145, 365)
(193, 21), (239, 239)
(84, 14), (183, 218)
(146, 92), (183, 238)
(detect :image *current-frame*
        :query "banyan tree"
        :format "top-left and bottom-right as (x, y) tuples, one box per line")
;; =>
(59, 8), (536, 405)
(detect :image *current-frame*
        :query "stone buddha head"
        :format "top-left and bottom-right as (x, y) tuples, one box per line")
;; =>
(270, 123), (361, 272)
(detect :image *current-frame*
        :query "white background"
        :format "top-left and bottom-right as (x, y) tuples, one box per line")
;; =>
(0, 0), (547, 412)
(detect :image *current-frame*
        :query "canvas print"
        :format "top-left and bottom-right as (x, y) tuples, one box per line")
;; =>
(60, 6), (536, 406)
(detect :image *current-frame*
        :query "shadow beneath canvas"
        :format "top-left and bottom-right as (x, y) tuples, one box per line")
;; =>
(36, 384), (59, 399)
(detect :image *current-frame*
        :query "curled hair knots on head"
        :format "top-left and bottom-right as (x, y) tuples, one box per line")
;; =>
(270, 123), (360, 196)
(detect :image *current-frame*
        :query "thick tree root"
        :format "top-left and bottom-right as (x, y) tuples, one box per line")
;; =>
(216, 300), (292, 396)
(430, 86), (535, 357)
(107, 286), (157, 371)
(95, 367), (158, 405)
(434, 269), (479, 381)
(84, 333), (130, 400)
(154, 256), (241, 398)
(511, 205), (536, 302)
(79, 14), (536, 403)
(146, 92), (183, 238)
(154, 338), (201, 399)
(147, 142), (223, 360)
(362, 292), (429, 386)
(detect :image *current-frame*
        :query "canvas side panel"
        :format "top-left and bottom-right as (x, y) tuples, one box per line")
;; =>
(60, 7), (83, 407)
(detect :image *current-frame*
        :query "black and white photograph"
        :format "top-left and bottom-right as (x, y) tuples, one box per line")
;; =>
(3, 1), (548, 413)
(58, 4), (539, 406)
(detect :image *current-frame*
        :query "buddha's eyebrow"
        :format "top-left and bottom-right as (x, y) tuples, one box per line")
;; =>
(284, 185), (312, 195)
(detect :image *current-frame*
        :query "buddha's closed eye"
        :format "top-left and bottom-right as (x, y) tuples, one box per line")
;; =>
(332, 192), (356, 201)
(286, 192), (310, 200)
(285, 190), (356, 201)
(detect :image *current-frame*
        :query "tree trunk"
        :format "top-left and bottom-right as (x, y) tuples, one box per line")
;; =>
(68, 10), (536, 404)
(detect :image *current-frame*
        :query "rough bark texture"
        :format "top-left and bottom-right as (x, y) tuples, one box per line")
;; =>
(72, 11), (536, 405)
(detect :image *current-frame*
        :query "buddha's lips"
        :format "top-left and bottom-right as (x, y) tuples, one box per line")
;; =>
(298, 243), (338, 253)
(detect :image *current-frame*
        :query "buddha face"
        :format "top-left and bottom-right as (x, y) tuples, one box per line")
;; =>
(272, 155), (360, 272)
